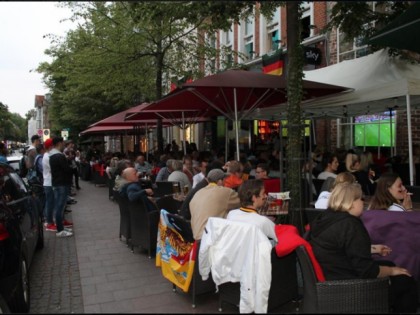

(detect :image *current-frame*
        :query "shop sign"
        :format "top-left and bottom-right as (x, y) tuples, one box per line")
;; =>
(304, 47), (322, 65)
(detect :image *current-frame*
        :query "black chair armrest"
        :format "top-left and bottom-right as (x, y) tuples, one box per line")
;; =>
(316, 277), (389, 314)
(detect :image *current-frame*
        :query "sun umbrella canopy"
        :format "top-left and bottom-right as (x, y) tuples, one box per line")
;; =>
(369, 3), (420, 53)
(125, 107), (210, 127)
(88, 103), (154, 127)
(144, 69), (349, 121)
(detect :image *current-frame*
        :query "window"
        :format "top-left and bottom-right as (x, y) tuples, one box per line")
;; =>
(268, 30), (280, 52)
(300, 2), (312, 41)
(265, 7), (281, 54)
(245, 17), (254, 37)
(337, 2), (377, 62)
(245, 42), (254, 59)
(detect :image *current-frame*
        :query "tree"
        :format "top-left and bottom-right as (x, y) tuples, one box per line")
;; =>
(0, 102), (26, 142)
(325, 1), (418, 61)
(37, 1), (282, 141)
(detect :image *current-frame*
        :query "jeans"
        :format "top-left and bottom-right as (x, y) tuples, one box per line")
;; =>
(53, 185), (69, 232)
(44, 186), (55, 224)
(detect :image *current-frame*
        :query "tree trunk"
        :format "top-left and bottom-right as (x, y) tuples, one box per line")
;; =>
(286, 2), (305, 233)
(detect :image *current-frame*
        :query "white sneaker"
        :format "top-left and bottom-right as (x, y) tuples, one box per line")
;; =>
(56, 230), (73, 237)
(64, 227), (73, 232)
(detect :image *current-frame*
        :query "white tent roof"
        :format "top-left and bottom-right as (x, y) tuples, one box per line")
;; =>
(255, 49), (420, 120)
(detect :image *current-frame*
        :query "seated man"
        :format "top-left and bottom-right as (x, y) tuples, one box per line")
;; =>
(190, 169), (240, 240)
(179, 167), (221, 220)
(223, 160), (243, 190)
(227, 179), (278, 246)
(134, 154), (152, 176)
(119, 167), (156, 212)
(254, 163), (281, 194)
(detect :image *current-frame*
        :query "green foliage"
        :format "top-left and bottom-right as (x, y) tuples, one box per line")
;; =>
(325, 1), (412, 55)
(0, 101), (26, 142)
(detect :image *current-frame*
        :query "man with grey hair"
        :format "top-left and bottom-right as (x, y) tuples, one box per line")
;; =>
(168, 159), (191, 191)
(190, 169), (240, 240)
(156, 158), (174, 182)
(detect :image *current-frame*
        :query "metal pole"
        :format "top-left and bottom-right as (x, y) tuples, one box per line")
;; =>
(225, 120), (229, 163)
(182, 111), (187, 156)
(406, 94), (414, 185)
(337, 118), (341, 148)
(279, 122), (284, 182)
(389, 108), (393, 156)
(145, 122), (149, 161)
(234, 88), (240, 161)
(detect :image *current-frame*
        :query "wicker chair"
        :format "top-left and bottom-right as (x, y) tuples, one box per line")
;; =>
(154, 181), (180, 198)
(113, 190), (131, 245)
(218, 249), (298, 312)
(162, 214), (216, 308)
(156, 195), (183, 214)
(296, 245), (390, 314)
(127, 198), (160, 258)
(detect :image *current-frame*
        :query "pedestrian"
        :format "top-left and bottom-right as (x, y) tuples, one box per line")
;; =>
(42, 138), (56, 231)
(49, 136), (73, 237)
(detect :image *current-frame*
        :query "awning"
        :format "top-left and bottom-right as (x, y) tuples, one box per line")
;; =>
(369, 3), (420, 53)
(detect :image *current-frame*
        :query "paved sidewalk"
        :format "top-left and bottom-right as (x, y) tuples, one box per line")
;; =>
(29, 180), (235, 313)
(30, 179), (301, 313)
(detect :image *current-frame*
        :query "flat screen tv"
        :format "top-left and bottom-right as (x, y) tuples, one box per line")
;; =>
(354, 111), (396, 147)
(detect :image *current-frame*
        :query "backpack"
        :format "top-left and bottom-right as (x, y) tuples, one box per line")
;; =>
(26, 155), (43, 194)
(19, 155), (28, 177)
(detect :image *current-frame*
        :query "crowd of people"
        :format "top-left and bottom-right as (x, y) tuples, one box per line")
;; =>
(3, 136), (418, 312)
(16, 135), (80, 238)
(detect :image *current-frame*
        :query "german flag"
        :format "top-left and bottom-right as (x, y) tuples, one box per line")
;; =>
(262, 49), (283, 76)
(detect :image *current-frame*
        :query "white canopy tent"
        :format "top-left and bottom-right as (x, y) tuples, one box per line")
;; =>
(255, 49), (420, 185)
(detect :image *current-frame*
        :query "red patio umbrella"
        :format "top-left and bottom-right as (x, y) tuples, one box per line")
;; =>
(143, 69), (349, 160)
(125, 100), (211, 155)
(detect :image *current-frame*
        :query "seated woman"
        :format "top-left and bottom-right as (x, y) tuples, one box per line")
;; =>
(345, 152), (376, 196)
(314, 172), (355, 209)
(309, 182), (418, 313)
(368, 173), (413, 211)
(227, 179), (277, 246)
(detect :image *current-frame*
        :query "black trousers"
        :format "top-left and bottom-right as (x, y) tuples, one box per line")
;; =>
(377, 260), (418, 313)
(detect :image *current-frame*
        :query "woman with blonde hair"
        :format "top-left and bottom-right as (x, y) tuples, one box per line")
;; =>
(345, 152), (376, 196)
(309, 182), (418, 313)
(314, 172), (355, 209)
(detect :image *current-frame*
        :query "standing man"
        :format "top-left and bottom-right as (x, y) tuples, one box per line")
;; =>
(49, 136), (73, 237)
(26, 134), (41, 170)
(43, 138), (56, 231)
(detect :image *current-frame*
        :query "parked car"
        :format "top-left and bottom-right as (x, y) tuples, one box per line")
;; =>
(0, 161), (44, 312)
(6, 155), (21, 172)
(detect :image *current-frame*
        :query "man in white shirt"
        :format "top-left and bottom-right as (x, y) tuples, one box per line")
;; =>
(227, 179), (277, 245)
(192, 159), (208, 189)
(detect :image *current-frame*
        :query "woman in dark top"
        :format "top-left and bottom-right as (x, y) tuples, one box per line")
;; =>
(345, 153), (376, 195)
(309, 182), (417, 313)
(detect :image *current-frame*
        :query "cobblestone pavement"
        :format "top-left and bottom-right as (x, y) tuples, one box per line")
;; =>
(29, 179), (299, 314)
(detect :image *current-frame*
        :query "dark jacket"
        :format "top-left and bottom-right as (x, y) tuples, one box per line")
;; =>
(49, 149), (73, 187)
(120, 182), (156, 212)
(308, 209), (379, 280)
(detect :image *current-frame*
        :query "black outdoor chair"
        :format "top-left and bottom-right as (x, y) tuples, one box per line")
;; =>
(312, 179), (325, 199)
(218, 249), (299, 312)
(127, 198), (160, 258)
(113, 190), (131, 245)
(296, 245), (389, 314)
(154, 181), (180, 198)
(156, 195), (183, 214)
(163, 214), (216, 308)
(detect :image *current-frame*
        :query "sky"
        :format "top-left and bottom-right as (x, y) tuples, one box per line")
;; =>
(0, 2), (75, 117)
